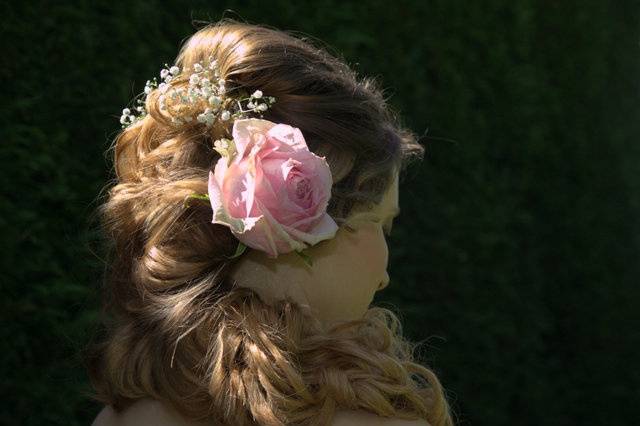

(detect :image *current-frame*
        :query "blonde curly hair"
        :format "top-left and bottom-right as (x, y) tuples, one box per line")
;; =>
(85, 19), (456, 426)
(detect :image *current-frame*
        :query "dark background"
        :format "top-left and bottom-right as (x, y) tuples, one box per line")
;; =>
(2, 1), (639, 425)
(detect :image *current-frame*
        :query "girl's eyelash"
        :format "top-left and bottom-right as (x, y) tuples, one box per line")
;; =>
(342, 215), (393, 235)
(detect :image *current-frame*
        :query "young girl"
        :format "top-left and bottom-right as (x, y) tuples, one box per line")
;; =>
(88, 19), (455, 426)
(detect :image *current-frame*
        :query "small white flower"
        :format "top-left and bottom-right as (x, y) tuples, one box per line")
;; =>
(193, 63), (203, 73)
(158, 83), (169, 94)
(120, 115), (128, 124)
(218, 79), (225, 86)
(220, 110), (231, 121)
(160, 68), (170, 79)
(200, 77), (210, 86)
(169, 66), (180, 75)
(214, 139), (229, 149)
(208, 95), (222, 107)
(165, 75), (173, 83)
(136, 106), (144, 112)
(258, 103), (268, 111)
(247, 101), (255, 109)
(201, 85), (212, 97)
(144, 86), (152, 94)
(189, 74), (200, 85)
(197, 113), (207, 123)
(122, 108), (131, 115)
(209, 59), (218, 70)
(188, 87), (200, 103)
(252, 90), (263, 99)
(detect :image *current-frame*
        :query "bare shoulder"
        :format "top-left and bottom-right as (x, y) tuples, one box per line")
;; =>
(92, 401), (430, 426)
(91, 398), (209, 426)
(331, 410), (432, 426)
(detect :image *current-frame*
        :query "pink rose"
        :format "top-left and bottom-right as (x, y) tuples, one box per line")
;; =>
(208, 118), (339, 258)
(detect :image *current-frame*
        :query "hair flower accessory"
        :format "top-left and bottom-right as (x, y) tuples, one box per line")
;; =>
(119, 55), (276, 129)
(205, 118), (339, 264)
(120, 57), (337, 265)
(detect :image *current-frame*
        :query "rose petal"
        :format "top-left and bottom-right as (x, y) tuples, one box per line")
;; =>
(267, 124), (309, 152)
(232, 118), (277, 160)
(213, 154), (228, 190)
(232, 215), (279, 257)
(253, 155), (283, 212)
(208, 170), (223, 216)
(255, 157), (308, 222)
(255, 197), (307, 254)
(286, 197), (329, 230)
(282, 213), (339, 246)
(209, 170), (262, 234)
(244, 158), (257, 216)
(221, 162), (251, 217)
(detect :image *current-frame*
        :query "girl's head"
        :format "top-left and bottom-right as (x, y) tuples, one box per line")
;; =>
(87, 19), (454, 426)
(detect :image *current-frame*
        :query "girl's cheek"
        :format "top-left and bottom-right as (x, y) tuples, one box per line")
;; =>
(359, 226), (387, 265)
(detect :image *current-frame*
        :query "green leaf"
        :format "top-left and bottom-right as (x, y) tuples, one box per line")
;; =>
(227, 241), (247, 259)
(183, 192), (210, 208)
(295, 250), (313, 267)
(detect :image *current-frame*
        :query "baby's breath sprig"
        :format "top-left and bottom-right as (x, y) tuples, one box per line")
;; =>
(212, 137), (235, 160)
(238, 89), (277, 115)
(119, 55), (276, 130)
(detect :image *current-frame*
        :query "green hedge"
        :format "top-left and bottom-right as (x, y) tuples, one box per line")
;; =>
(2, 1), (638, 425)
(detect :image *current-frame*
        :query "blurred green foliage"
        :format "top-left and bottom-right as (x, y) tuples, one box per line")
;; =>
(1, 1), (638, 425)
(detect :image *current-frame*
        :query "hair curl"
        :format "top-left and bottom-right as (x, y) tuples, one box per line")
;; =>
(85, 19), (455, 426)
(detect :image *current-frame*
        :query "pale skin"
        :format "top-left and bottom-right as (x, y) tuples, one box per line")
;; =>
(93, 171), (430, 425)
